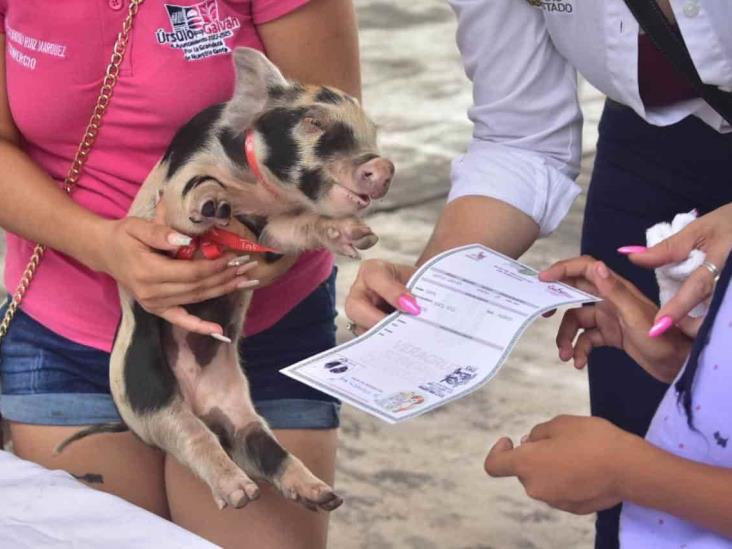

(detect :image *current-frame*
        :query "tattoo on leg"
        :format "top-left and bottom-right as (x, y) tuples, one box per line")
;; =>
(73, 472), (105, 484)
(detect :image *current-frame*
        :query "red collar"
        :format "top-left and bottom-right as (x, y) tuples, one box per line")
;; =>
(174, 226), (278, 260)
(244, 130), (279, 198)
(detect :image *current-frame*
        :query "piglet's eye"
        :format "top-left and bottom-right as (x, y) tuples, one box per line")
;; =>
(302, 117), (324, 133)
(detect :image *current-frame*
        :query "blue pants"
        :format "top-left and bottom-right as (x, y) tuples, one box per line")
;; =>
(0, 270), (340, 429)
(582, 101), (732, 549)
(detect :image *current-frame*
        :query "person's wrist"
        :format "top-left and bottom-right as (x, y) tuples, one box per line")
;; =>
(611, 431), (655, 503)
(77, 217), (116, 274)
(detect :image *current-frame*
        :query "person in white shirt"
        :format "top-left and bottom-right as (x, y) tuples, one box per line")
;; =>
(344, 1), (732, 547)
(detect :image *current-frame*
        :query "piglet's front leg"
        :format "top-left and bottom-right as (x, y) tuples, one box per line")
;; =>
(262, 212), (378, 258)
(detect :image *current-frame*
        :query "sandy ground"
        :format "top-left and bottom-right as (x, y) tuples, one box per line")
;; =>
(0, 2), (609, 547)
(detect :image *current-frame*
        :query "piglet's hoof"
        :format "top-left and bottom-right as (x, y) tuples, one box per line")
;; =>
(212, 471), (261, 510)
(278, 461), (344, 512)
(324, 218), (378, 259)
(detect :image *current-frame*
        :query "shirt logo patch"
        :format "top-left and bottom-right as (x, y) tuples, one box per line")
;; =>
(156, 0), (241, 61)
(526, 0), (574, 14)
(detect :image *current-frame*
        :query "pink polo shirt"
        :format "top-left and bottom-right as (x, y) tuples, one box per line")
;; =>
(0, 0), (334, 352)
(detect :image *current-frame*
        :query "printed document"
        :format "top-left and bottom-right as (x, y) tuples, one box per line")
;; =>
(281, 245), (599, 423)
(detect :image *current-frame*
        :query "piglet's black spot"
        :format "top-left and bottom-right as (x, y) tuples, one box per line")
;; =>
(268, 84), (304, 103)
(243, 426), (288, 478)
(299, 168), (327, 201)
(315, 122), (356, 159)
(124, 303), (176, 414)
(164, 104), (225, 178)
(315, 87), (344, 104)
(268, 85), (285, 99)
(255, 107), (305, 182)
(218, 128), (246, 169)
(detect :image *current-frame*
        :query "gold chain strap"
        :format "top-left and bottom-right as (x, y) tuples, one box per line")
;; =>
(0, 0), (144, 342)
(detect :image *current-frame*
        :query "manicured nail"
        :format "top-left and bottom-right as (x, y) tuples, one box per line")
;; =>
(236, 261), (258, 275)
(617, 246), (647, 255)
(237, 279), (259, 289)
(648, 316), (673, 338)
(398, 294), (421, 315)
(210, 332), (232, 343)
(227, 255), (250, 267)
(168, 233), (192, 246)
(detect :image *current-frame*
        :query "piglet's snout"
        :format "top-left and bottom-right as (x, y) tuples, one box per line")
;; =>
(356, 157), (394, 199)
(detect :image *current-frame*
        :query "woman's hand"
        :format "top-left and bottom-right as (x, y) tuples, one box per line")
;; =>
(621, 202), (732, 337)
(344, 259), (420, 335)
(484, 415), (643, 515)
(540, 256), (691, 382)
(92, 217), (258, 337)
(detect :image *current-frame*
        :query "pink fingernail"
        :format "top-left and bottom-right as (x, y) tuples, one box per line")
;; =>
(617, 246), (647, 255)
(398, 294), (421, 315)
(648, 316), (673, 338)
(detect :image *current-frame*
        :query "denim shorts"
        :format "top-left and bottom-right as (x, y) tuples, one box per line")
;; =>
(0, 270), (340, 429)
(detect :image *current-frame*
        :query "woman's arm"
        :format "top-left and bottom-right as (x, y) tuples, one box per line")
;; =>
(257, 0), (361, 99)
(0, 36), (252, 336)
(485, 415), (732, 539)
(419, 196), (538, 264)
(0, 37), (112, 266)
(622, 440), (732, 539)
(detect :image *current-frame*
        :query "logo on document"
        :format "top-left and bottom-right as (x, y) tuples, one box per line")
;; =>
(156, 0), (241, 61)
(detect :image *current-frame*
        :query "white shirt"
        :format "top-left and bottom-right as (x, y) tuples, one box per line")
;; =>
(447, 0), (732, 236)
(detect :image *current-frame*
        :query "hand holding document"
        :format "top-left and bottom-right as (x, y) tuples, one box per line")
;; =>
(282, 245), (599, 423)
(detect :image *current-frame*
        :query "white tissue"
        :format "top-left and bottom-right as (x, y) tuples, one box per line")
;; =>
(645, 210), (707, 318)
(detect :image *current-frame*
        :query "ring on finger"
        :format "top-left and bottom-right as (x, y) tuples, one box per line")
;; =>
(702, 260), (721, 283)
(345, 321), (359, 336)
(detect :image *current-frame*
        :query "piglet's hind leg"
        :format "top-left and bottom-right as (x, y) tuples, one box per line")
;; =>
(146, 403), (261, 509)
(229, 421), (344, 511)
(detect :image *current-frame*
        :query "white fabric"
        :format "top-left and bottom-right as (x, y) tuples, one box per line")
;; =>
(646, 210), (708, 318)
(0, 450), (218, 549)
(447, 0), (732, 236)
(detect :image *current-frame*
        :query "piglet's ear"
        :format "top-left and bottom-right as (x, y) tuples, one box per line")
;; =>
(222, 47), (288, 130)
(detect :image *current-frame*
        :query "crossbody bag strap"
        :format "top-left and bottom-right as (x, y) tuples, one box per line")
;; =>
(623, 0), (732, 125)
(0, 0), (145, 343)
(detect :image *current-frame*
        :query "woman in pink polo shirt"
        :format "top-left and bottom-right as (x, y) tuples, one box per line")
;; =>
(0, 1), (359, 546)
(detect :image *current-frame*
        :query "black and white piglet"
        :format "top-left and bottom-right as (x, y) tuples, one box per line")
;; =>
(58, 47), (394, 512)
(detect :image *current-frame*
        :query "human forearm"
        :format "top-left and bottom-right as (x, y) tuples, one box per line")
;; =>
(0, 139), (109, 270)
(258, 0), (361, 99)
(418, 196), (539, 265)
(621, 438), (732, 538)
